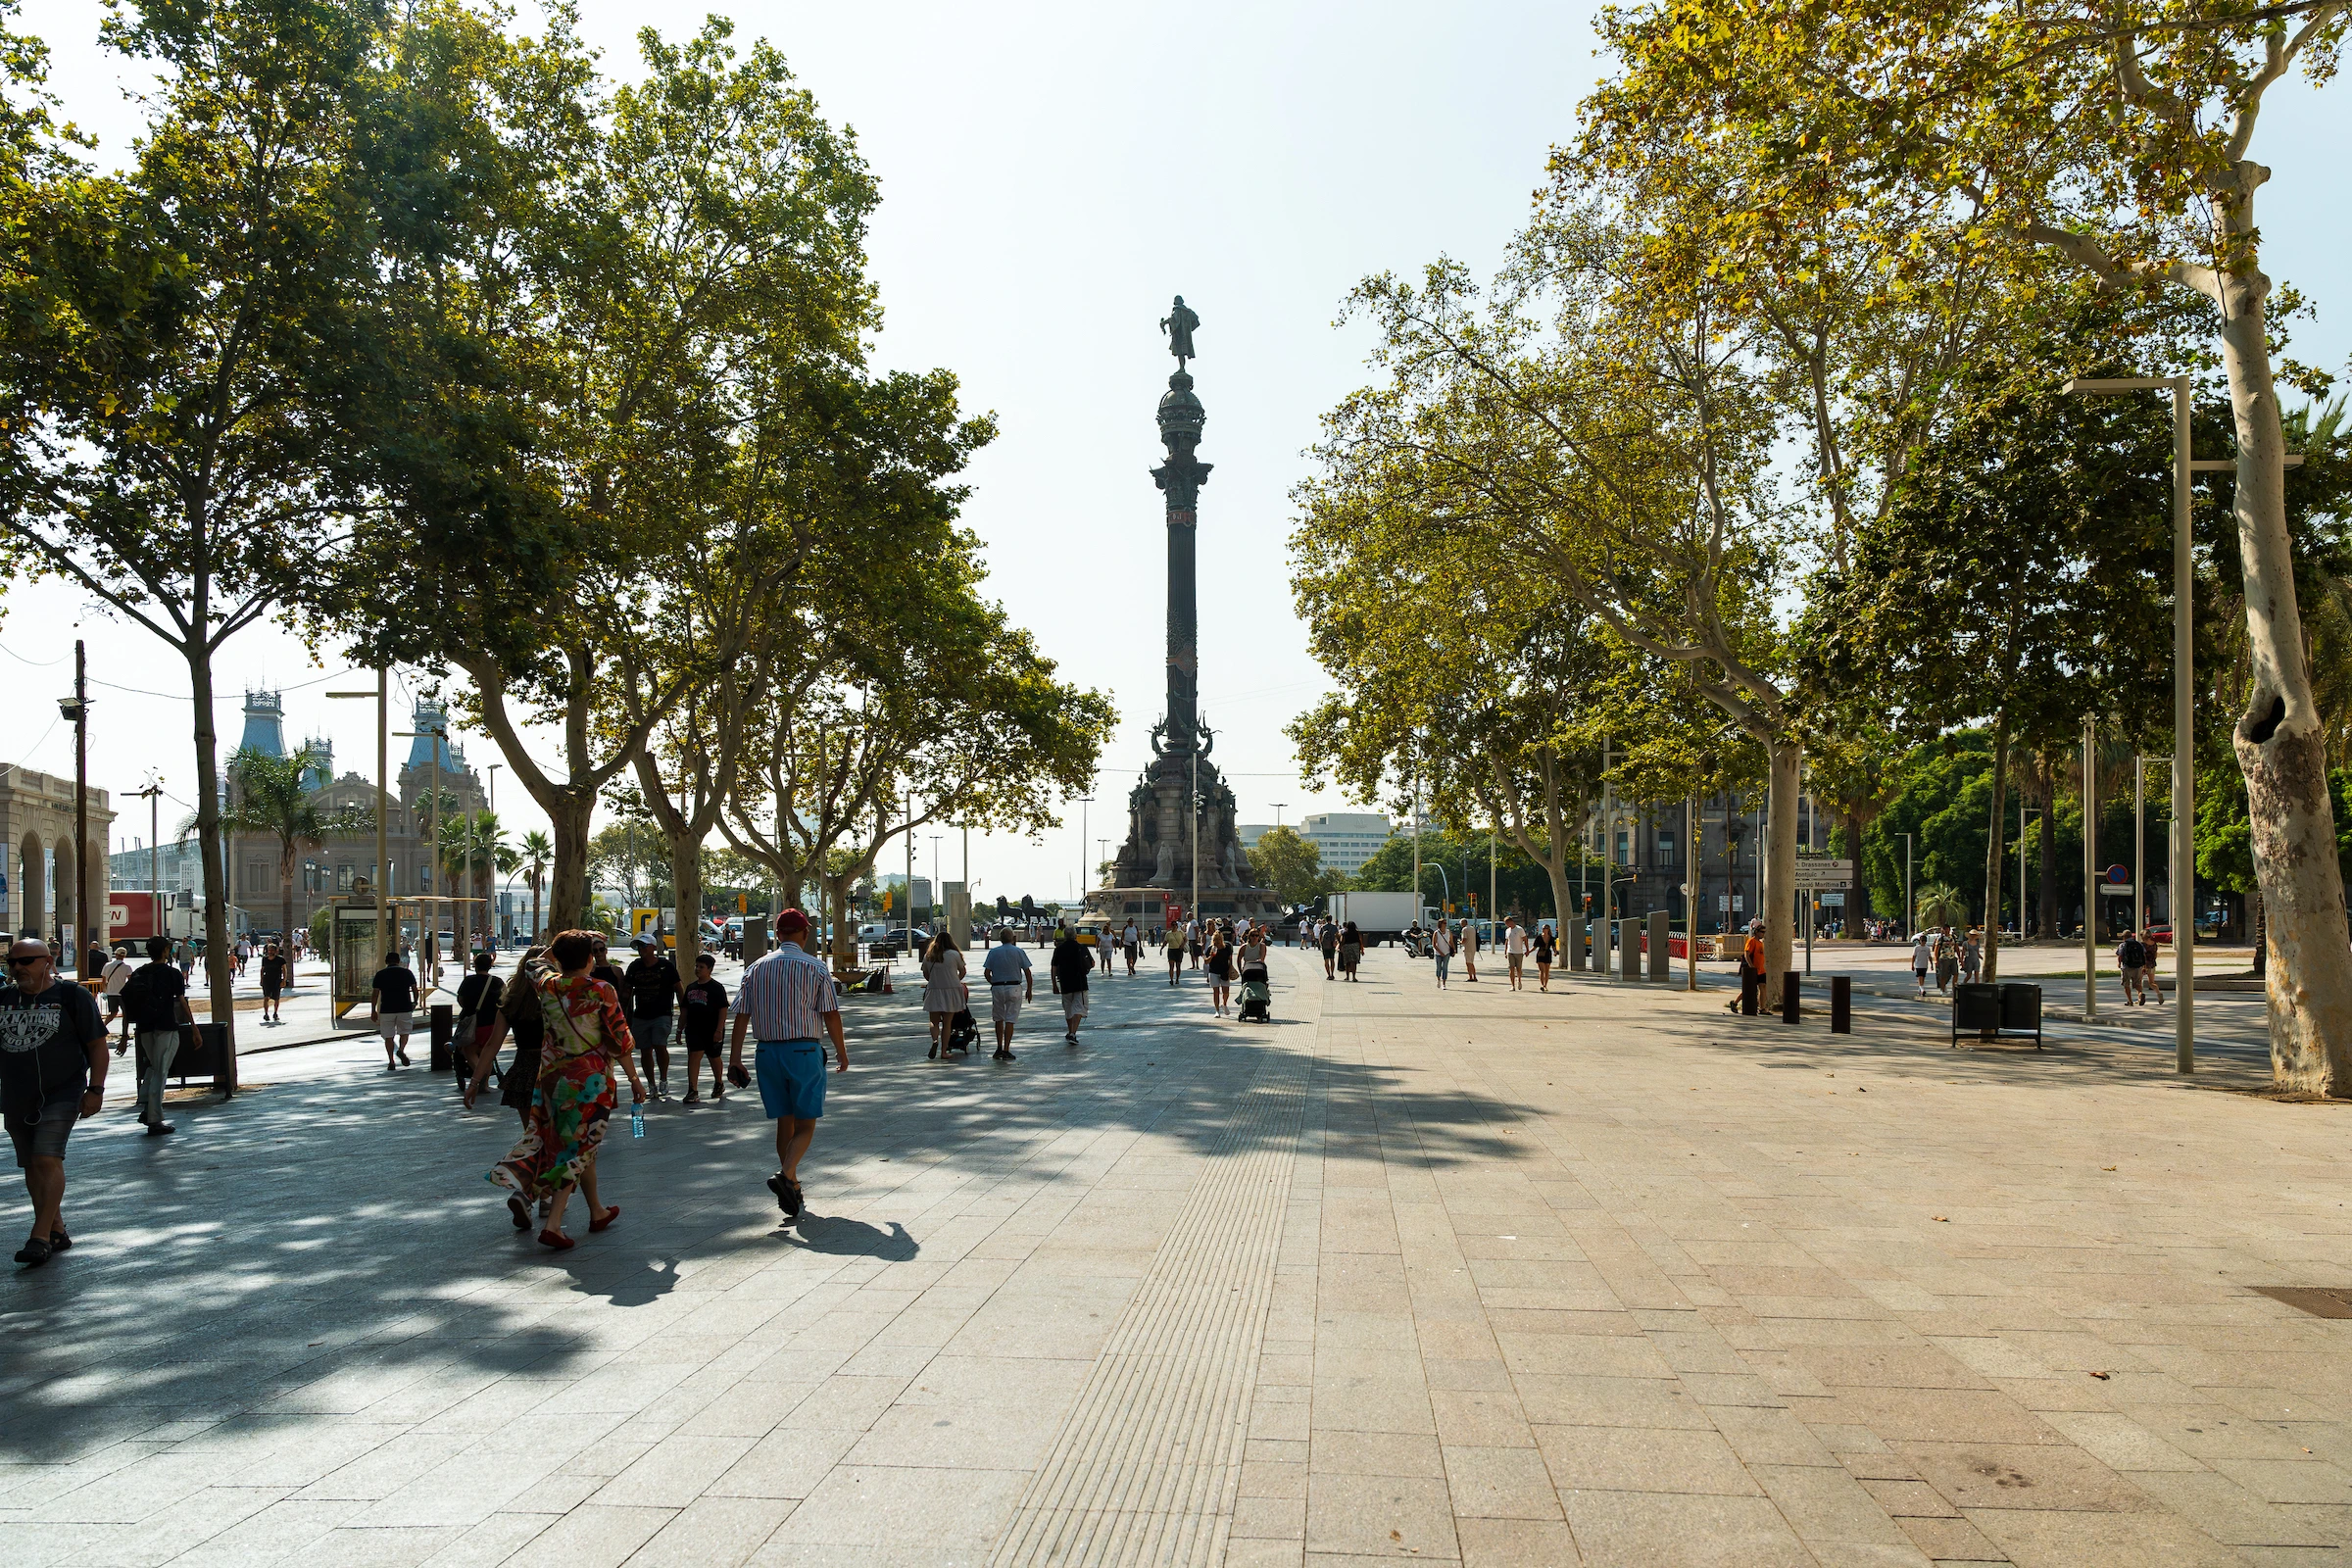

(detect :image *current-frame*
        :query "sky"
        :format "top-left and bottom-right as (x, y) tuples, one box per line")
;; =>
(8, 0), (2350, 909)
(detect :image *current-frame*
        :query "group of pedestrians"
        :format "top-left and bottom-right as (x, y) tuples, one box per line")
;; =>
(1907, 928), (1982, 999)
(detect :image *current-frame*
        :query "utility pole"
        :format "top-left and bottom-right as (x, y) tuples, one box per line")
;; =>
(57, 642), (89, 973)
(1684, 794), (1696, 991)
(487, 762), (500, 946)
(906, 788), (915, 958)
(2133, 756), (2145, 934)
(1190, 750), (1200, 934)
(2083, 717), (2098, 1021)
(131, 777), (164, 946)
(1899, 832), (1913, 939)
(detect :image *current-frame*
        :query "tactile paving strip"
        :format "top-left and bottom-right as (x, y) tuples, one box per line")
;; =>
(990, 1041), (1314, 1566)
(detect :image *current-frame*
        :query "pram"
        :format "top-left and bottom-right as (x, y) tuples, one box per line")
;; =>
(946, 1006), (980, 1054)
(1237, 969), (1271, 1023)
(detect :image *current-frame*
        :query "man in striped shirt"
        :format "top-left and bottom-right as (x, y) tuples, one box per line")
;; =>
(727, 909), (848, 1220)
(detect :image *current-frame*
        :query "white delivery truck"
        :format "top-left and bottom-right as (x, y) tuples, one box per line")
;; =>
(1325, 891), (1419, 947)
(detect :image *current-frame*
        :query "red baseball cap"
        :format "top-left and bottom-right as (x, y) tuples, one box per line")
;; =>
(775, 908), (811, 937)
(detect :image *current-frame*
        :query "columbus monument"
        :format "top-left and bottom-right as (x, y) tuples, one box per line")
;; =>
(1087, 298), (1277, 930)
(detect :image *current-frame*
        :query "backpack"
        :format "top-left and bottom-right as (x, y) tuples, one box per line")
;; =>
(2119, 938), (2144, 968)
(121, 963), (184, 1032)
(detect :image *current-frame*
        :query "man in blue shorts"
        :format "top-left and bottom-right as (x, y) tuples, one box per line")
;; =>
(726, 908), (847, 1221)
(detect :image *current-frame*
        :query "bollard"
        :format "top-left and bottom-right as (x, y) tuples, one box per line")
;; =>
(429, 1002), (455, 1072)
(1647, 910), (1670, 982)
(1781, 971), (1800, 1024)
(1566, 917), (1587, 972)
(1740, 966), (1759, 1015)
(1831, 975), (1851, 1034)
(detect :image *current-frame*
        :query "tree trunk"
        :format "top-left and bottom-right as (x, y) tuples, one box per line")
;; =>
(530, 878), (542, 946)
(2036, 762), (2058, 941)
(1840, 810), (1871, 925)
(670, 829), (703, 979)
(1761, 736), (1800, 1005)
(547, 792), (594, 933)
(1980, 713), (2010, 985)
(2215, 291), (2352, 1093)
(186, 649), (237, 1094)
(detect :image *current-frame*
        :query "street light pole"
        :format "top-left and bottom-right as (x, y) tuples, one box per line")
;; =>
(2133, 756), (2145, 934)
(1899, 832), (1913, 938)
(2060, 373), (2282, 1074)
(325, 669), (390, 998)
(2083, 717), (2098, 1022)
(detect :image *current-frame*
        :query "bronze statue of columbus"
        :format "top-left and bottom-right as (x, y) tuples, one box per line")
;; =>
(1160, 295), (1200, 367)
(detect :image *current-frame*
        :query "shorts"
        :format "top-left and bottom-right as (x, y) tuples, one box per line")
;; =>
(1508, 954), (1525, 975)
(262, 986), (281, 1001)
(7, 1097), (77, 1167)
(755, 1039), (826, 1119)
(1061, 991), (1088, 1019)
(635, 1014), (674, 1053)
(377, 1010), (414, 1039)
(990, 985), (1024, 1024)
(683, 1031), (721, 1055)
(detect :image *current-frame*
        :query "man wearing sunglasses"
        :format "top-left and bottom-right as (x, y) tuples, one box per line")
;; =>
(0, 939), (109, 1267)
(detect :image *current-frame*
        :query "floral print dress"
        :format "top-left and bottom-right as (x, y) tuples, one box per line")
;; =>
(488, 972), (634, 1200)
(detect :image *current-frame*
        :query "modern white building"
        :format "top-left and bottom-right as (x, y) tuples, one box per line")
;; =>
(1236, 823), (1273, 850)
(1298, 811), (1395, 876)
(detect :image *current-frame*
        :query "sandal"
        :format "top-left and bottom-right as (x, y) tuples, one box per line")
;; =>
(13, 1237), (51, 1266)
(589, 1204), (620, 1234)
(47, 1229), (71, 1252)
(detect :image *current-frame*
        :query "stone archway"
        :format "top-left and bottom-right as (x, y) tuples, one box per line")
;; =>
(17, 831), (40, 938)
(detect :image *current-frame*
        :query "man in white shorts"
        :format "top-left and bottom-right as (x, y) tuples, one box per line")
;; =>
(981, 928), (1033, 1062)
(368, 950), (418, 1069)
(1503, 916), (1530, 990)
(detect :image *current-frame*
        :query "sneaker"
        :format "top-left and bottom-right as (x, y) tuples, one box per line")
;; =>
(780, 1178), (804, 1219)
(766, 1172), (790, 1211)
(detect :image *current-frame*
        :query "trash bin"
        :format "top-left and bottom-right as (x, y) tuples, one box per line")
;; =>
(2000, 982), (2043, 1048)
(1952, 983), (2001, 1045)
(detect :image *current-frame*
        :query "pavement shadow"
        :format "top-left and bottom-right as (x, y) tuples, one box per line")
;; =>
(784, 1215), (918, 1261)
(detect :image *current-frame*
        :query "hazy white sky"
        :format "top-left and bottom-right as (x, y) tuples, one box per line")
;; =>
(8, 1), (2348, 906)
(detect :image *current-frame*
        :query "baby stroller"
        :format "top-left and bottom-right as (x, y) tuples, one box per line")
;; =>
(1237, 969), (1272, 1023)
(946, 1006), (980, 1054)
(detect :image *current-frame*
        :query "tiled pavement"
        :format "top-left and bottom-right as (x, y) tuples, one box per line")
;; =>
(4, 946), (2351, 1565)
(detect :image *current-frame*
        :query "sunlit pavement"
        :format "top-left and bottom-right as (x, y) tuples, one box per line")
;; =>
(5, 945), (2347, 1566)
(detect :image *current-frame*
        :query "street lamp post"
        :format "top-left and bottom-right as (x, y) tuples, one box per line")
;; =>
(2083, 717), (2099, 1022)
(2058, 373), (2299, 1073)
(1898, 832), (1913, 938)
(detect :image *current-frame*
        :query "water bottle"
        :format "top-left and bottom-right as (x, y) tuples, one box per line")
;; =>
(631, 1100), (646, 1139)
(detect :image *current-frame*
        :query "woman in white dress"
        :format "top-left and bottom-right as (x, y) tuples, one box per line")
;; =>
(921, 931), (968, 1058)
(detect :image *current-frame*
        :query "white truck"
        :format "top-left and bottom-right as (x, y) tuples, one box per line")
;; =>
(1324, 891), (1420, 947)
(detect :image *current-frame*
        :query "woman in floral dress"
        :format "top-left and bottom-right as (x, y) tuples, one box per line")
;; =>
(488, 929), (645, 1250)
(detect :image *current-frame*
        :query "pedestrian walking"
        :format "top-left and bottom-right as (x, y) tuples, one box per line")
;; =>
(101, 946), (134, 1048)
(1531, 923), (1555, 992)
(725, 909), (848, 1221)
(1186, 917), (1202, 969)
(681, 954), (729, 1101)
(1337, 920), (1363, 981)
(1461, 918), (1481, 983)
(921, 929), (967, 1058)
(466, 946), (549, 1117)
(2114, 930), (2143, 1004)
(1935, 929), (1958, 995)
(259, 942), (287, 1024)
(369, 949), (418, 1069)
(1910, 931), (1931, 999)
(2140, 932), (2166, 1004)
(232, 936), (250, 979)
(1318, 917), (1338, 980)
(3, 939), (109, 1266)
(487, 929), (644, 1250)
(1430, 917), (1454, 988)
(1095, 930), (1113, 973)
(1959, 932), (1981, 985)
(453, 953), (505, 1094)
(1051, 926), (1092, 1043)
(1204, 926), (1234, 1014)
(117, 936), (191, 1137)
(1123, 917), (1140, 976)
(1163, 921), (1187, 985)
(982, 927), (1034, 1059)
(624, 935), (681, 1100)
(1503, 916), (1529, 990)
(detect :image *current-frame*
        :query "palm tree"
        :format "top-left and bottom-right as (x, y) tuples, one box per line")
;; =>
(519, 830), (553, 942)
(213, 745), (373, 956)
(1915, 883), (1969, 932)
(439, 810), (519, 950)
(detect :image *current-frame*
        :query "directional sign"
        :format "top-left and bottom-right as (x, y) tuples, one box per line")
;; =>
(2106, 863), (2130, 885)
(1789, 858), (1854, 890)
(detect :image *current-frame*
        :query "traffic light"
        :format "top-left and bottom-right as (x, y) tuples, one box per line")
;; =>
(736, 893), (747, 913)
(881, 890), (893, 912)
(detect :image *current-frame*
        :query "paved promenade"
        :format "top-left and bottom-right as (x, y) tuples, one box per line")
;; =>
(5, 946), (2350, 1565)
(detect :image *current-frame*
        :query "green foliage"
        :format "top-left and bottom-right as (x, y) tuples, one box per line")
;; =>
(1245, 826), (1344, 906)
(1348, 826), (1575, 918)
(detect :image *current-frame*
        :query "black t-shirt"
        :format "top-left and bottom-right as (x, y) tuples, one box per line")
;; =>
(682, 977), (728, 1046)
(626, 956), (679, 1017)
(455, 972), (504, 1017)
(261, 955), (286, 989)
(590, 962), (625, 1007)
(0, 980), (105, 1117)
(371, 965), (418, 1012)
(122, 960), (188, 1031)
(1050, 939), (1091, 992)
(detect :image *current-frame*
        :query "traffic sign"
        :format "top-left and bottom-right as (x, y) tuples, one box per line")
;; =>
(2106, 863), (2130, 885)
(1789, 858), (1854, 890)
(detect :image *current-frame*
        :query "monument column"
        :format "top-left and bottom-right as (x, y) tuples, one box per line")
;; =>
(1152, 376), (1210, 748)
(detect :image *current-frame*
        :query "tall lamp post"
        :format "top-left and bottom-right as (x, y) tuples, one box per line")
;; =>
(2059, 374), (2302, 1072)
(2083, 717), (2099, 1022)
(56, 641), (88, 974)
(1898, 832), (1914, 939)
